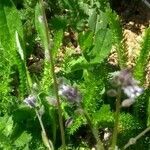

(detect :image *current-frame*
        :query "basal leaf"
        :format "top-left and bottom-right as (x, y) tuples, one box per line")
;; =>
(0, 0), (23, 54)
(35, 2), (50, 61)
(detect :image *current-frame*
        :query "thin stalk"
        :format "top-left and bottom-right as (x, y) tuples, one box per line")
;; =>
(83, 110), (104, 150)
(25, 64), (53, 149)
(25, 63), (53, 149)
(123, 126), (150, 149)
(25, 64), (32, 93)
(111, 88), (121, 149)
(39, 0), (66, 148)
(35, 109), (53, 150)
(48, 56), (66, 149)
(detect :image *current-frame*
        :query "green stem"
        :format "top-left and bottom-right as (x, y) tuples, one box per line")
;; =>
(25, 67), (53, 149)
(25, 64), (32, 93)
(35, 109), (53, 150)
(39, 0), (66, 148)
(111, 88), (121, 149)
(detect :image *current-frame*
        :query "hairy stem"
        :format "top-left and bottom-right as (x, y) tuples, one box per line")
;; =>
(111, 88), (121, 149)
(39, 0), (66, 148)
(35, 109), (53, 150)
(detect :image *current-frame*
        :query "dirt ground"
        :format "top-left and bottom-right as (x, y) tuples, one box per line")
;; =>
(109, 0), (150, 85)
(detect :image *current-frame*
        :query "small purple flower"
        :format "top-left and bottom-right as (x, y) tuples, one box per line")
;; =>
(24, 95), (36, 108)
(107, 89), (117, 97)
(109, 69), (144, 107)
(122, 85), (143, 99)
(111, 69), (143, 99)
(112, 69), (136, 87)
(58, 84), (81, 103)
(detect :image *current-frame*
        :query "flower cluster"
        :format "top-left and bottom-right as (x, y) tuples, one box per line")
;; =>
(108, 69), (143, 107)
(58, 83), (82, 104)
(24, 95), (36, 108)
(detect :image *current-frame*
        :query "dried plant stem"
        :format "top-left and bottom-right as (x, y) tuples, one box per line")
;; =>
(123, 126), (150, 149)
(83, 110), (104, 150)
(142, 0), (150, 8)
(35, 109), (53, 150)
(39, 0), (66, 148)
(111, 88), (121, 149)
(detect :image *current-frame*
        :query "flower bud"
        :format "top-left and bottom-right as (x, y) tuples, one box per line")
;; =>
(58, 84), (82, 103)
(107, 89), (117, 97)
(65, 117), (73, 128)
(121, 99), (135, 107)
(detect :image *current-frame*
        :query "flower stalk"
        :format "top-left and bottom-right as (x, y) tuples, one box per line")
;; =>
(24, 95), (54, 149)
(35, 109), (54, 150)
(108, 69), (143, 149)
(111, 88), (121, 149)
(38, 0), (66, 148)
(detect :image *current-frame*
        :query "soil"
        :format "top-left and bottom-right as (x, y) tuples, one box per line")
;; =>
(109, 0), (150, 85)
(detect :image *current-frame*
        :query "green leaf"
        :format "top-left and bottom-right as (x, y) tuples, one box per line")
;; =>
(52, 29), (63, 58)
(79, 30), (94, 53)
(0, 115), (13, 136)
(88, 9), (97, 32)
(107, 8), (127, 68)
(90, 28), (112, 63)
(0, 0), (23, 54)
(93, 105), (113, 126)
(35, 2), (50, 61)
(134, 27), (150, 83)
(64, 56), (89, 74)
(15, 31), (24, 61)
(14, 131), (32, 148)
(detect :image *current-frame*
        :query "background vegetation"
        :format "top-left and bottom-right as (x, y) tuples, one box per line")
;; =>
(0, 0), (150, 149)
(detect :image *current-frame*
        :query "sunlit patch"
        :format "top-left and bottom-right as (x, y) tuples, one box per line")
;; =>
(38, 15), (44, 23)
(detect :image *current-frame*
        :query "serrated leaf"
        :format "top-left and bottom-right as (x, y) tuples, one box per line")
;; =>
(134, 27), (150, 83)
(52, 29), (63, 58)
(0, 0), (23, 52)
(14, 131), (32, 148)
(3, 116), (13, 137)
(0, 115), (13, 136)
(93, 105), (113, 125)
